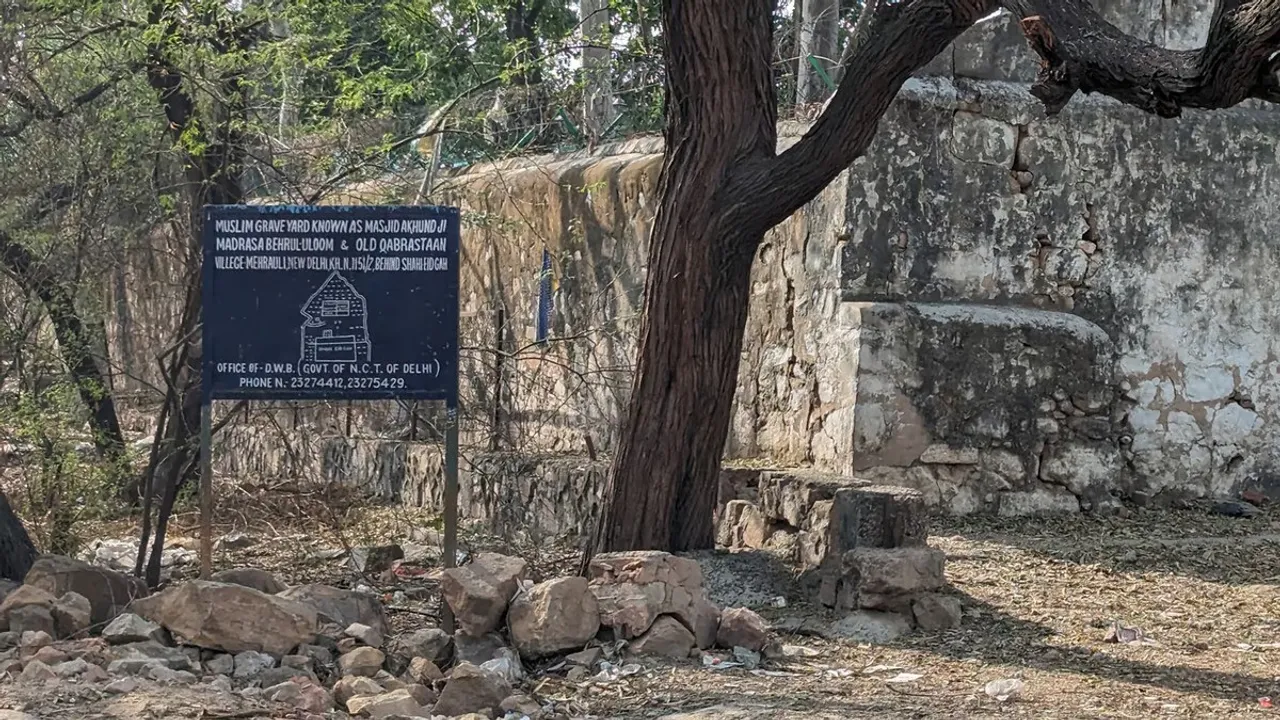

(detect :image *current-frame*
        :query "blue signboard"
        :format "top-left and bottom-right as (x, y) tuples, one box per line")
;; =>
(201, 204), (460, 402)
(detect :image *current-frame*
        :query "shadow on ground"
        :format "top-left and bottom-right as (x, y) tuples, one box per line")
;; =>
(932, 501), (1280, 586)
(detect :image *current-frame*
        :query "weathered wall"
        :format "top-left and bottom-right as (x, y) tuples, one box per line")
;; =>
(105, 0), (1280, 528)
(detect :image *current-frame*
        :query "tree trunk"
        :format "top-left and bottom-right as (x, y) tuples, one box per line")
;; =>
(594, 0), (778, 553)
(0, 490), (38, 582)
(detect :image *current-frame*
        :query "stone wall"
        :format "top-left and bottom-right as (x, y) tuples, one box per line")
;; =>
(104, 1), (1280, 529)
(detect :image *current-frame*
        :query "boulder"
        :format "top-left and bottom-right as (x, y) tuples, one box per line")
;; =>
(432, 662), (512, 717)
(131, 581), (317, 655)
(589, 551), (714, 640)
(19, 630), (52, 648)
(50, 592), (92, 638)
(210, 568), (288, 595)
(333, 675), (383, 705)
(102, 613), (166, 645)
(394, 628), (451, 667)
(629, 615), (696, 659)
(347, 688), (425, 718)
(715, 608), (771, 653)
(338, 646), (385, 677)
(205, 653), (234, 675)
(264, 679), (332, 713)
(843, 548), (946, 597)
(278, 584), (389, 639)
(440, 553), (528, 637)
(0, 585), (56, 631)
(23, 555), (148, 625)
(508, 577), (600, 659)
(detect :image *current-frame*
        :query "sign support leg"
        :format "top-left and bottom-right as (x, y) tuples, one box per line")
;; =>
(441, 401), (459, 633)
(199, 401), (213, 580)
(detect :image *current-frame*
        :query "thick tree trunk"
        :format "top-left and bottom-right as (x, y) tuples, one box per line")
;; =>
(594, 0), (778, 552)
(0, 491), (38, 582)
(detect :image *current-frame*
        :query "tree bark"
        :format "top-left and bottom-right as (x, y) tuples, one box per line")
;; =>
(0, 490), (38, 582)
(594, 0), (780, 552)
(796, 0), (840, 104)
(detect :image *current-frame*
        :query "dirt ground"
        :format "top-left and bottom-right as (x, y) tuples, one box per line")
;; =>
(1, 488), (1277, 719)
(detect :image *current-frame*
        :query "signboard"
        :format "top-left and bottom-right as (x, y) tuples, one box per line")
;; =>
(201, 204), (460, 402)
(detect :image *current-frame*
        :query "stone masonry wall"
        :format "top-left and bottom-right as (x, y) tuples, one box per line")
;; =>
(103, 1), (1280, 531)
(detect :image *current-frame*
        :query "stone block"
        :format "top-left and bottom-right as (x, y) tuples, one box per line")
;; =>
(757, 470), (868, 528)
(716, 501), (771, 550)
(843, 547), (946, 597)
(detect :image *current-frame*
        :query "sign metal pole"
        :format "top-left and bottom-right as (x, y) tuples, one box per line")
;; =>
(442, 401), (459, 633)
(198, 401), (213, 579)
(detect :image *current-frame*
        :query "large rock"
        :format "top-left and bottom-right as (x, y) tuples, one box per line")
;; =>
(278, 584), (389, 639)
(912, 594), (963, 631)
(23, 555), (148, 626)
(210, 568), (288, 595)
(131, 581), (317, 655)
(629, 615), (696, 659)
(454, 632), (507, 666)
(589, 551), (717, 642)
(432, 662), (512, 717)
(440, 553), (528, 637)
(108, 641), (198, 673)
(508, 577), (600, 659)
(714, 608), (771, 653)
(333, 675), (383, 705)
(843, 547), (946, 597)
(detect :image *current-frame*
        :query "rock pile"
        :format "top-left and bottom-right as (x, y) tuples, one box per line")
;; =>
(719, 470), (963, 636)
(0, 549), (778, 719)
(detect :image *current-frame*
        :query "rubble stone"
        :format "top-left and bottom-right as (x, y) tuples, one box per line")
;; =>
(108, 641), (197, 674)
(440, 553), (528, 637)
(347, 688), (424, 718)
(912, 594), (963, 631)
(23, 555), (149, 625)
(339, 646), (385, 677)
(345, 622), (384, 648)
(233, 650), (277, 679)
(279, 584), (390, 639)
(589, 551), (714, 640)
(714, 608), (771, 653)
(454, 632), (506, 666)
(395, 627), (452, 667)
(431, 662), (512, 718)
(629, 615), (696, 659)
(843, 547), (946, 596)
(0, 585), (56, 631)
(18, 659), (56, 684)
(132, 581), (318, 655)
(333, 675), (384, 705)
(210, 568), (288, 595)
(407, 656), (444, 684)
(102, 613), (167, 645)
(205, 653), (234, 675)
(508, 576), (600, 659)
(348, 545), (405, 574)
(50, 592), (92, 638)
(8, 606), (54, 637)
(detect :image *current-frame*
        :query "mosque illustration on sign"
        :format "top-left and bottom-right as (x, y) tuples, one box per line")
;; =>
(299, 271), (371, 364)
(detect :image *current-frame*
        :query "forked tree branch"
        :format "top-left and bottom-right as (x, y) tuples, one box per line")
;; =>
(1002, 0), (1280, 116)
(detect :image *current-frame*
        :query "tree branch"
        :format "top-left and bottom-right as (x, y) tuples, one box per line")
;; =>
(1000, 0), (1280, 116)
(740, 0), (998, 228)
